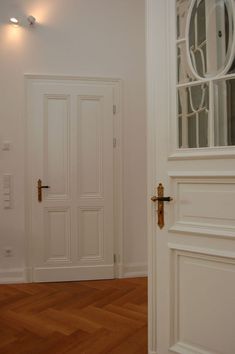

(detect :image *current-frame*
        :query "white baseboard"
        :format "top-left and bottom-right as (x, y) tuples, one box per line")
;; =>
(0, 264), (147, 283)
(123, 262), (148, 278)
(32, 265), (114, 282)
(0, 268), (26, 284)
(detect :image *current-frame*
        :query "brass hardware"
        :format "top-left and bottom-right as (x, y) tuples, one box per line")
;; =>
(151, 183), (172, 229)
(37, 179), (50, 202)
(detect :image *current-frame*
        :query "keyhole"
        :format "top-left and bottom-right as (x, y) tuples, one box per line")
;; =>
(218, 30), (222, 38)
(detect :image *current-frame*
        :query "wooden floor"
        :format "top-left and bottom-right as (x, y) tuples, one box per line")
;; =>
(0, 277), (147, 354)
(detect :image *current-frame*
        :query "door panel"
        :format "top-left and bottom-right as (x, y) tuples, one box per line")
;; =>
(44, 207), (71, 263)
(147, 1), (235, 353)
(171, 177), (235, 234)
(78, 96), (103, 198)
(78, 207), (104, 261)
(44, 95), (70, 199)
(27, 79), (114, 282)
(170, 249), (235, 354)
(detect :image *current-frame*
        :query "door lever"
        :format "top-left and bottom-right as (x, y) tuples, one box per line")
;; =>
(151, 183), (173, 229)
(151, 196), (173, 202)
(37, 179), (50, 202)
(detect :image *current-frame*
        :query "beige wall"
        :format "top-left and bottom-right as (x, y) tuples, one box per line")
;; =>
(0, 0), (147, 280)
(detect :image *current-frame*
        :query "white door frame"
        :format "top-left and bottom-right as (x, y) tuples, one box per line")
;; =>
(146, 0), (169, 352)
(24, 75), (124, 281)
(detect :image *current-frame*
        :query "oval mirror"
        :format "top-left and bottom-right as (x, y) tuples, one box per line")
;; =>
(186, 0), (235, 78)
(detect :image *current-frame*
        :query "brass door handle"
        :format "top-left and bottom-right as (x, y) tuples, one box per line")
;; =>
(37, 179), (50, 202)
(151, 196), (173, 202)
(151, 183), (172, 229)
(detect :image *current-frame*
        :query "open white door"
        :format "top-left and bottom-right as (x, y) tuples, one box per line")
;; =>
(147, 1), (235, 353)
(27, 77), (117, 282)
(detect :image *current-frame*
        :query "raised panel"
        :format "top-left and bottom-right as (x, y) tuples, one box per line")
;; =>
(44, 95), (70, 199)
(44, 207), (71, 262)
(170, 248), (235, 354)
(78, 96), (103, 198)
(171, 177), (235, 237)
(78, 207), (104, 261)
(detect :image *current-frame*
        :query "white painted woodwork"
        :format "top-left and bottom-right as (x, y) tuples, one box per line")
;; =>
(27, 78), (115, 282)
(172, 177), (235, 233)
(170, 249), (235, 354)
(45, 208), (71, 262)
(78, 207), (104, 261)
(45, 96), (70, 199)
(147, 1), (235, 354)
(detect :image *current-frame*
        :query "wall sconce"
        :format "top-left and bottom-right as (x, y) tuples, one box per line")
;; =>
(27, 16), (36, 25)
(10, 17), (19, 25)
(9, 15), (36, 26)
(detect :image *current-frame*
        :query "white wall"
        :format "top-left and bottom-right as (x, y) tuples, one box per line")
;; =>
(0, 0), (147, 281)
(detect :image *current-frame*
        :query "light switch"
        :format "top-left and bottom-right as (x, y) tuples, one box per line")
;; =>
(2, 141), (11, 151)
(3, 174), (13, 209)
(3, 188), (10, 194)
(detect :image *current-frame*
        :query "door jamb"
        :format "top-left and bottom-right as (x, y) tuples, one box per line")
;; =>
(24, 75), (124, 281)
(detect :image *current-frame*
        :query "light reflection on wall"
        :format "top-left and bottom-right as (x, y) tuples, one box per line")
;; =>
(2, 24), (26, 46)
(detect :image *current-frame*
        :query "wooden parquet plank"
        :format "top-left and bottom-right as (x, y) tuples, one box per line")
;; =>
(104, 303), (147, 323)
(38, 308), (102, 334)
(0, 277), (147, 354)
(107, 326), (148, 354)
(77, 305), (144, 332)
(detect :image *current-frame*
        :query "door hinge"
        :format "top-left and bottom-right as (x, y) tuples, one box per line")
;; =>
(113, 254), (117, 263)
(113, 138), (117, 148)
(113, 105), (117, 115)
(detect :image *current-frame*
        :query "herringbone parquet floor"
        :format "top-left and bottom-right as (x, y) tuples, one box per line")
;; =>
(0, 277), (147, 354)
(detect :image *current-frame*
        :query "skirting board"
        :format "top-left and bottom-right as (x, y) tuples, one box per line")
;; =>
(0, 264), (148, 283)
(122, 263), (148, 278)
(0, 268), (26, 284)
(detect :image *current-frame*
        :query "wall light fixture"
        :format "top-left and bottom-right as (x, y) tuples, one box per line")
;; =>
(27, 16), (36, 25)
(10, 17), (19, 24)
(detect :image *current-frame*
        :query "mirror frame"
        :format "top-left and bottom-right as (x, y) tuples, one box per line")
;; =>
(185, 0), (235, 80)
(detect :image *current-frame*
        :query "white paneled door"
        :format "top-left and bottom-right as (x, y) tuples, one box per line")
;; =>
(147, 1), (235, 354)
(27, 78), (116, 282)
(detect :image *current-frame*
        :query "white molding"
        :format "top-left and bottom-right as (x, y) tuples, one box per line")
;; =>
(169, 147), (235, 161)
(168, 170), (235, 178)
(170, 342), (212, 354)
(113, 79), (124, 279)
(123, 263), (148, 278)
(33, 265), (114, 282)
(168, 243), (235, 260)
(24, 75), (123, 282)
(0, 268), (26, 284)
(24, 74), (122, 84)
(170, 222), (235, 239)
(115, 263), (124, 278)
(169, 249), (235, 354)
(146, 0), (167, 353)
(169, 175), (235, 239)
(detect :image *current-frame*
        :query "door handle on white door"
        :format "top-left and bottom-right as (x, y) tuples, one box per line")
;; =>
(37, 179), (50, 202)
(151, 196), (173, 202)
(151, 183), (173, 229)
